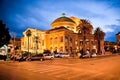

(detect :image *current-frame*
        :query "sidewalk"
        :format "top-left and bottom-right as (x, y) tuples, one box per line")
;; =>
(94, 51), (119, 58)
(73, 51), (119, 59)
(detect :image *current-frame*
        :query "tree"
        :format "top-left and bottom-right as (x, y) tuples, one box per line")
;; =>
(76, 19), (92, 53)
(94, 27), (105, 54)
(0, 20), (11, 47)
(26, 30), (31, 53)
(76, 19), (92, 34)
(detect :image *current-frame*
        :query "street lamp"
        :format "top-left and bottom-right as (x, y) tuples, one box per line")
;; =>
(26, 30), (31, 53)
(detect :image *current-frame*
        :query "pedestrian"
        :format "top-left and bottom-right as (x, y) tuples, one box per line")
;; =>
(118, 48), (120, 55)
(86, 49), (90, 57)
(101, 48), (105, 55)
(90, 49), (95, 58)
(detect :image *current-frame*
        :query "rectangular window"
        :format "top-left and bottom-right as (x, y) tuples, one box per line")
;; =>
(75, 40), (77, 45)
(91, 41), (94, 45)
(50, 38), (52, 44)
(65, 36), (68, 42)
(70, 37), (72, 43)
(60, 36), (63, 42)
(65, 46), (68, 52)
(80, 41), (83, 45)
(86, 41), (89, 45)
(42, 40), (44, 46)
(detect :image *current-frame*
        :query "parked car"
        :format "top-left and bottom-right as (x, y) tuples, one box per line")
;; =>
(54, 53), (70, 58)
(9, 54), (22, 61)
(43, 50), (54, 59)
(26, 54), (44, 61)
(54, 53), (61, 58)
(58, 53), (70, 58)
(0, 54), (7, 61)
(80, 52), (97, 58)
(0, 52), (7, 61)
(43, 53), (54, 59)
(19, 52), (30, 61)
(15, 54), (22, 61)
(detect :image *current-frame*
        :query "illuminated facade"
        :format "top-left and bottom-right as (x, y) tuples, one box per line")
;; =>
(21, 14), (105, 55)
(21, 28), (46, 53)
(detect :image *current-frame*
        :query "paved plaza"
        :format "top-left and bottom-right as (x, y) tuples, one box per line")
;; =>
(0, 54), (120, 80)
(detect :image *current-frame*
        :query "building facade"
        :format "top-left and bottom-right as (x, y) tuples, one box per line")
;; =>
(104, 41), (116, 52)
(21, 28), (46, 53)
(21, 14), (105, 55)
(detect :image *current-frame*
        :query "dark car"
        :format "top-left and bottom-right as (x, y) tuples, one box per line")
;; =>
(15, 55), (28, 62)
(9, 52), (30, 62)
(0, 54), (7, 61)
(10, 54), (22, 61)
(18, 52), (30, 61)
(26, 54), (44, 61)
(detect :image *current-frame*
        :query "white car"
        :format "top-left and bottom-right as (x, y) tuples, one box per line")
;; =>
(54, 53), (61, 58)
(60, 53), (70, 58)
(43, 53), (54, 59)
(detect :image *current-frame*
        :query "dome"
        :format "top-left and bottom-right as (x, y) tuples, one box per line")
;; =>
(51, 16), (76, 29)
(52, 17), (75, 24)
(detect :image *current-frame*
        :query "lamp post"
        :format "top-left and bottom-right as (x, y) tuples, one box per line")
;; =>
(26, 30), (31, 53)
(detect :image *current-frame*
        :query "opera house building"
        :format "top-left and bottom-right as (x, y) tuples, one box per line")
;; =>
(21, 14), (105, 55)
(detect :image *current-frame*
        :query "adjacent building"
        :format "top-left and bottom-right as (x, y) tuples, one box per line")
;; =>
(104, 41), (116, 52)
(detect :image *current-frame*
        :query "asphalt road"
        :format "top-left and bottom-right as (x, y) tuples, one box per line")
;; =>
(0, 54), (120, 80)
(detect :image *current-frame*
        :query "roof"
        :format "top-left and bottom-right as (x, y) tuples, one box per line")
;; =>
(47, 26), (68, 31)
(51, 17), (75, 24)
(45, 26), (74, 34)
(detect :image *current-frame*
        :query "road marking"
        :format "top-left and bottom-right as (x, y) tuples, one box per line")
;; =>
(48, 69), (70, 76)
(38, 68), (63, 73)
(26, 66), (54, 71)
(32, 66), (60, 72)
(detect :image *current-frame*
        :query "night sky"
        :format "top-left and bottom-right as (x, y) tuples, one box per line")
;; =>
(0, 0), (120, 42)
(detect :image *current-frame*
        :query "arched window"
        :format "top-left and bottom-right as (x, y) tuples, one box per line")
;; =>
(59, 46), (63, 52)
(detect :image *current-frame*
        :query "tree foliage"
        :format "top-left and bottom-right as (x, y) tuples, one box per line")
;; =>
(0, 20), (11, 47)
(94, 27), (105, 54)
(26, 30), (32, 37)
(94, 27), (105, 40)
(76, 19), (92, 34)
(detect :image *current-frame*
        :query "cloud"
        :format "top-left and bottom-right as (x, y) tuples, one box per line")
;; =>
(104, 24), (120, 42)
(116, 19), (120, 24)
(1, 0), (120, 42)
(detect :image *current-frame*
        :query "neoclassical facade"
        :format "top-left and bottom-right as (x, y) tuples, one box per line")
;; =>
(21, 28), (46, 53)
(21, 14), (105, 55)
